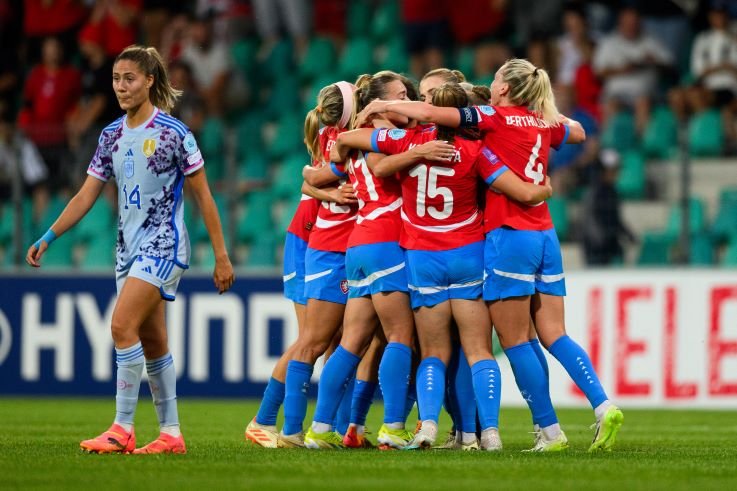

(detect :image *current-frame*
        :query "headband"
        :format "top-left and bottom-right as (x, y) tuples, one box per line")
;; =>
(334, 81), (357, 129)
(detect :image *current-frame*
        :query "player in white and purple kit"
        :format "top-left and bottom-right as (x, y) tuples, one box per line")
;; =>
(27, 45), (234, 455)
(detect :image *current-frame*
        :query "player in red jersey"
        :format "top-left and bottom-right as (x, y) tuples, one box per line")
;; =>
(359, 58), (623, 452)
(246, 81), (359, 448)
(330, 81), (552, 450)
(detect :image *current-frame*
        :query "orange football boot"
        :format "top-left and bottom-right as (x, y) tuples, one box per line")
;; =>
(80, 423), (135, 454)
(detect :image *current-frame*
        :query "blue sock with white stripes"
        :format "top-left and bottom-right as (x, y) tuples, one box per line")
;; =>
(313, 346), (360, 426)
(504, 342), (558, 427)
(283, 360), (314, 435)
(114, 342), (144, 428)
(529, 338), (549, 426)
(548, 335), (608, 408)
(450, 347), (478, 433)
(416, 357), (446, 424)
(146, 352), (179, 433)
(471, 359), (501, 430)
(379, 342), (412, 424)
(350, 380), (377, 426)
(255, 377), (285, 426)
(335, 374), (356, 435)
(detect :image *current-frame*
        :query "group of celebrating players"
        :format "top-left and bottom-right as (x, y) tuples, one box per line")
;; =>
(26, 42), (623, 455)
(245, 62), (624, 452)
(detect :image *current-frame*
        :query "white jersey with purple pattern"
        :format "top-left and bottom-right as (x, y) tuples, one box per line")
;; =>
(87, 108), (204, 271)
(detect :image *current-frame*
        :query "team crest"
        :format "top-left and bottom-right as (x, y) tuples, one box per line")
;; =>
(124, 148), (135, 178)
(340, 280), (349, 294)
(388, 129), (406, 140)
(479, 105), (496, 116)
(142, 138), (157, 158)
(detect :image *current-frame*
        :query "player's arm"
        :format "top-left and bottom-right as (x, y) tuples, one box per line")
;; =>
(492, 173), (553, 205)
(357, 100), (461, 128)
(557, 115), (586, 144)
(369, 141), (455, 177)
(331, 128), (376, 162)
(301, 181), (357, 205)
(302, 162), (344, 187)
(26, 175), (105, 267)
(186, 168), (234, 293)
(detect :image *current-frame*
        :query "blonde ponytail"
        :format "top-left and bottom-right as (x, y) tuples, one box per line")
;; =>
(303, 108), (321, 162)
(500, 58), (559, 125)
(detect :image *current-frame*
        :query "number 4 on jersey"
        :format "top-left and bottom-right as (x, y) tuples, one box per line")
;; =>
(525, 133), (545, 185)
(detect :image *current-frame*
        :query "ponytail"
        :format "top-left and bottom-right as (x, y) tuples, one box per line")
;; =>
(304, 81), (357, 161)
(115, 45), (182, 113)
(303, 108), (321, 162)
(500, 58), (559, 125)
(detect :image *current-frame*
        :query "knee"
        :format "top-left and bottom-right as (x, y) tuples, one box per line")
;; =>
(496, 330), (528, 350)
(111, 317), (136, 346)
(293, 337), (331, 364)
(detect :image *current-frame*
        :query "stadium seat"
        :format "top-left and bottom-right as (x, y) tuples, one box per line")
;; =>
(303, 73), (341, 114)
(40, 230), (77, 269)
(263, 75), (302, 122)
(601, 111), (638, 153)
(271, 153), (309, 200)
(371, 0), (400, 41)
(378, 37), (409, 75)
(238, 151), (270, 183)
(199, 117), (227, 181)
(637, 232), (674, 265)
(347, 0), (372, 35)
(258, 39), (294, 84)
(711, 188), (737, 243)
(79, 235), (115, 270)
(298, 37), (337, 82)
(234, 112), (264, 161)
(247, 231), (278, 268)
(34, 195), (67, 238)
(75, 198), (114, 243)
(689, 234), (714, 265)
(616, 149), (646, 200)
(455, 47), (475, 81)
(230, 38), (258, 79)
(664, 198), (706, 240)
(688, 109), (723, 157)
(0, 204), (13, 246)
(547, 196), (569, 241)
(721, 234), (737, 266)
(643, 106), (678, 160)
(338, 37), (375, 80)
(266, 114), (304, 160)
(238, 190), (274, 243)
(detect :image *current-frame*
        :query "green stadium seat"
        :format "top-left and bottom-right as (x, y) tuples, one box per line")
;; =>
(298, 37), (337, 82)
(643, 106), (678, 160)
(547, 196), (569, 241)
(79, 234), (115, 270)
(455, 47), (475, 81)
(689, 234), (714, 265)
(264, 75), (302, 121)
(75, 198), (114, 243)
(230, 38), (258, 79)
(303, 73), (341, 114)
(234, 112), (264, 161)
(238, 190), (274, 243)
(601, 111), (638, 153)
(266, 114), (304, 160)
(258, 39), (294, 84)
(338, 37), (375, 80)
(276, 194), (303, 243)
(711, 188), (737, 243)
(238, 151), (270, 182)
(371, 0), (400, 41)
(379, 37), (409, 75)
(247, 231), (278, 268)
(347, 0), (372, 35)
(40, 230), (77, 269)
(271, 153), (309, 200)
(637, 232), (674, 265)
(199, 117), (226, 181)
(191, 195), (230, 245)
(688, 109), (723, 157)
(34, 195), (66, 238)
(721, 234), (737, 266)
(616, 149), (646, 200)
(664, 198), (706, 241)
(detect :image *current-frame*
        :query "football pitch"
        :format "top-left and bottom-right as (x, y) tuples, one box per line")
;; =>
(1, 399), (735, 490)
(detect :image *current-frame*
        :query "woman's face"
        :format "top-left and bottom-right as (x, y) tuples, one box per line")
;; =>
(489, 69), (507, 106)
(112, 60), (152, 112)
(382, 79), (410, 126)
(419, 75), (445, 104)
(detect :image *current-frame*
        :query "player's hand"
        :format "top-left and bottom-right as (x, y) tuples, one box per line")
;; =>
(329, 143), (349, 164)
(25, 242), (48, 268)
(213, 255), (235, 294)
(542, 175), (553, 199)
(336, 183), (358, 204)
(355, 99), (388, 127)
(413, 140), (456, 162)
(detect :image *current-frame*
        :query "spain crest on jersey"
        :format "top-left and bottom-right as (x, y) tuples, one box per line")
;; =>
(124, 148), (135, 178)
(142, 138), (156, 158)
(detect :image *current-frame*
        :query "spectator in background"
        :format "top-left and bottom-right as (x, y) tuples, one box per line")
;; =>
(313, 0), (347, 43)
(556, 3), (592, 89)
(509, 0), (565, 52)
(180, 11), (232, 116)
(689, 1), (737, 149)
(581, 149), (636, 266)
(549, 85), (600, 196)
(252, 0), (311, 59)
(594, 7), (673, 134)
(18, 36), (81, 193)
(526, 33), (556, 73)
(23, 0), (88, 63)
(0, 102), (49, 223)
(140, 0), (182, 50)
(159, 12), (190, 62)
(573, 40), (603, 122)
(401, 0), (449, 80)
(66, 25), (120, 185)
(169, 60), (206, 134)
(82, 0), (142, 59)
(636, 0), (693, 76)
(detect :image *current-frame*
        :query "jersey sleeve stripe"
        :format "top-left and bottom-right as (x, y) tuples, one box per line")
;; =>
(485, 165), (510, 185)
(330, 162), (348, 178)
(156, 112), (189, 133)
(182, 159), (204, 175)
(553, 124), (570, 150)
(154, 114), (188, 137)
(87, 167), (109, 182)
(370, 129), (381, 153)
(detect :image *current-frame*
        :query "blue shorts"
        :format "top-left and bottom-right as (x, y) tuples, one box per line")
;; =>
(406, 241), (485, 309)
(116, 255), (184, 301)
(345, 241), (408, 299)
(283, 232), (308, 305)
(483, 227), (566, 301)
(304, 247), (348, 304)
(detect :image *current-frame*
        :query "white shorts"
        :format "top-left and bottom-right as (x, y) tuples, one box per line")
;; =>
(116, 255), (184, 301)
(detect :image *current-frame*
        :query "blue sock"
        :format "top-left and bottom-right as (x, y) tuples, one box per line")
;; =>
(255, 377), (285, 426)
(146, 353), (179, 428)
(114, 342), (144, 426)
(379, 342), (412, 424)
(548, 335), (608, 408)
(504, 342), (558, 427)
(283, 360), (314, 435)
(529, 339), (549, 426)
(404, 380), (417, 421)
(335, 375), (355, 435)
(416, 357), (446, 423)
(350, 379), (377, 426)
(471, 359), (501, 430)
(313, 346), (360, 427)
(445, 350), (461, 431)
(450, 347), (477, 433)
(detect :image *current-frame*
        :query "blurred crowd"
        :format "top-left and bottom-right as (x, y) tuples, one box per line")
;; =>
(1, 0), (736, 267)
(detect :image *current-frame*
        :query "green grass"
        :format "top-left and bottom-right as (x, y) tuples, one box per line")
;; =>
(0, 398), (735, 490)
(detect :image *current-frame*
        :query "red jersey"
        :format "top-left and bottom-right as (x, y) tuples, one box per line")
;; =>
(345, 148), (403, 248)
(371, 127), (499, 251)
(306, 126), (358, 252)
(21, 65), (82, 146)
(459, 105), (569, 232)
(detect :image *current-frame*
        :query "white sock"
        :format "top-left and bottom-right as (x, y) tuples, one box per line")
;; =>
(533, 423), (541, 432)
(349, 423), (365, 435)
(594, 400), (613, 421)
(161, 424), (181, 437)
(541, 423), (562, 440)
(461, 431), (477, 444)
(420, 420), (438, 439)
(311, 421), (332, 434)
(386, 422), (404, 430)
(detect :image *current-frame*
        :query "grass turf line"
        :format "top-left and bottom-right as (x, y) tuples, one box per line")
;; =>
(0, 398), (736, 490)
